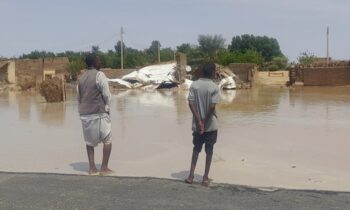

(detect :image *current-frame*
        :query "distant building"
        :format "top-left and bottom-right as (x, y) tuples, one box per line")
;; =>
(0, 57), (69, 85)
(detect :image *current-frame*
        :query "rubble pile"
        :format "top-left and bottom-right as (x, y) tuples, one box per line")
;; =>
(0, 81), (6, 92)
(215, 65), (237, 89)
(109, 63), (192, 90)
(17, 75), (36, 90)
(39, 77), (64, 102)
(108, 63), (240, 90)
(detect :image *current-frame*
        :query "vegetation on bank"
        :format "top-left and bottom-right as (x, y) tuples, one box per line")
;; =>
(11, 34), (317, 76)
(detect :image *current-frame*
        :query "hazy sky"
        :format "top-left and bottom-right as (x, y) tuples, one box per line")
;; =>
(0, 0), (349, 61)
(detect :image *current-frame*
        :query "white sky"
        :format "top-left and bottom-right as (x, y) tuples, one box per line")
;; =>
(0, 0), (349, 61)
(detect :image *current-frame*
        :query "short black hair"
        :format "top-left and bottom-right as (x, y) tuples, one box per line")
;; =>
(200, 62), (216, 78)
(85, 53), (97, 67)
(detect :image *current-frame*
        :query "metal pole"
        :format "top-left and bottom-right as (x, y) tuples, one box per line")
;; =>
(157, 41), (160, 63)
(326, 26), (329, 66)
(121, 27), (124, 69)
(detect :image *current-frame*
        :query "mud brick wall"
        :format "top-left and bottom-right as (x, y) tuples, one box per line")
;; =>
(175, 53), (187, 83)
(100, 69), (135, 78)
(15, 59), (43, 77)
(0, 61), (8, 81)
(0, 66), (7, 81)
(15, 57), (69, 77)
(228, 63), (256, 83)
(43, 57), (69, 74)
(303, 67), (350, 86)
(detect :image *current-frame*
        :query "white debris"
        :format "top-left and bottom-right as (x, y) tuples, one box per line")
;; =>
(108, 63), (191, 89)
(219, 76), (236, 90)
(184, 79), (193, 89)
(122, 63), (178, 84)
(108, 63), (238, 90)
(220, 90), (236, 103)
(108, 78), (133, 89)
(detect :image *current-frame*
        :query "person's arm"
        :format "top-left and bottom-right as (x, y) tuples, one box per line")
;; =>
(204, 104), (216, 125)
(189, 102), (204, 134)
(204, 85), (219, 125)
(188, 85), (204, 134)
(96, 72), (111, 114)
(76, 83), (81, 105)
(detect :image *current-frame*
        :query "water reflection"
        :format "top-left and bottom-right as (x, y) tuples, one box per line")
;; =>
(37, 102), (66, 126)
(17, 92), (34, 121)
(1, 90), (67, 126)
(2, 86), (350, 131)
(220, 90), (236, 104)
(218, 86), (286, 115)
(288, 86), (350, 127)
(0, 91), (10, 107)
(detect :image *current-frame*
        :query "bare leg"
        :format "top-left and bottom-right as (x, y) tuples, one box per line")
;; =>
(100, 143), (113, 174)
(186, 151), (199, 183)
(202, 154), (213, 185)
(86, 145), (98, 174)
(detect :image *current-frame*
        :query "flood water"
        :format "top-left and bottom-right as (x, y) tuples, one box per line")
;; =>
(1, 86), (350, 191)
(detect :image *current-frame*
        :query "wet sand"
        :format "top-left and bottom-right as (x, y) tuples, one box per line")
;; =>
(1, 86), (350, 191)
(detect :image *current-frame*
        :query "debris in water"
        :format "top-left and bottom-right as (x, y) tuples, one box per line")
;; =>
(40, 77), (65, 102)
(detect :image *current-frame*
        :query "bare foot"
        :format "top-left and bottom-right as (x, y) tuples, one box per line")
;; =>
(202, 177), (212, 187)
(99, 168), (114, 176)
(185, 176), (194, 184)
(89, 168), (99, 175)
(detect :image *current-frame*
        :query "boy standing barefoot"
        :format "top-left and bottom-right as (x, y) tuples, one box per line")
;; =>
(186, 63), (219, 186)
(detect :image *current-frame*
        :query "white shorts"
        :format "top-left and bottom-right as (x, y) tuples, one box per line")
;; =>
(80, 113), (112, 147)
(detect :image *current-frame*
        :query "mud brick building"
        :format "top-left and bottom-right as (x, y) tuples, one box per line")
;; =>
(228, 63), (257, 84)
(290, 64), (350, 86)
(0, 57), (69, 84)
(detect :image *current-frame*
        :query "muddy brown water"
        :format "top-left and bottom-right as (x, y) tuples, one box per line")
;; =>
(1, 86), (350, 191)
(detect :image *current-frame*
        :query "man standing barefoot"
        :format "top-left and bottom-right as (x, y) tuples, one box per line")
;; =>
(77, 53), (113, 175)
(186, 62), (219, 186)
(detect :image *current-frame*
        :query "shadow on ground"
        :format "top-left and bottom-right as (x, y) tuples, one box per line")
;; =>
(70, 162), (102, 173)
(171, 171), (203, 182)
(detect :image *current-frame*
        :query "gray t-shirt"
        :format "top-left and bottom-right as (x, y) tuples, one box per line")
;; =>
(188, 78), (219, 132)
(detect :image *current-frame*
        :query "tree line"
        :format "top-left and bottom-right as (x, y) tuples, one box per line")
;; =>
(17, 34), (312, 76)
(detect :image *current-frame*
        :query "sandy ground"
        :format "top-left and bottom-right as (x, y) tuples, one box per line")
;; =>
(1, 86), (350, 191)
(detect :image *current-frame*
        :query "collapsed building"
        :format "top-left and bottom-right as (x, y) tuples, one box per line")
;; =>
(107, 53), (257, 90)
(228, 63), (257, 86)
(0, 57), (69, 88)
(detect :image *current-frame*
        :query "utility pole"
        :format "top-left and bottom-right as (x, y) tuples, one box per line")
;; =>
(157, 41), (160, 63)
(326, 26), (330, 66)
(120, 27), (124, 69)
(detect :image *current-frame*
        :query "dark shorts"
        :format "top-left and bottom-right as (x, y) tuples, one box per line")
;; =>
(192, 131), (218, 155)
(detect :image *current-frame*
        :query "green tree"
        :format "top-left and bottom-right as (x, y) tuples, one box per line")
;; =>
(114, 41), (126, 55)
(229, 34), (283, 61)
(160, 48), (175, 62)
(274, 56), (288, 69)
(217, 50), (236, 65)
(198, 34), (225, 60)
(217, 49), (264, 66)
(175, 43), (204, 65)
(100, 50), (119, 68)
(146, 40), (161, 63)
(124, 48), (148, 68)
(20, 50), (56, 59)
(67, 58), (85, 79)
(297, 51), (316, 65)
(176, 43), (192, 54)
(147, 41), (160, 54)
(91, 46), (100, 54)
